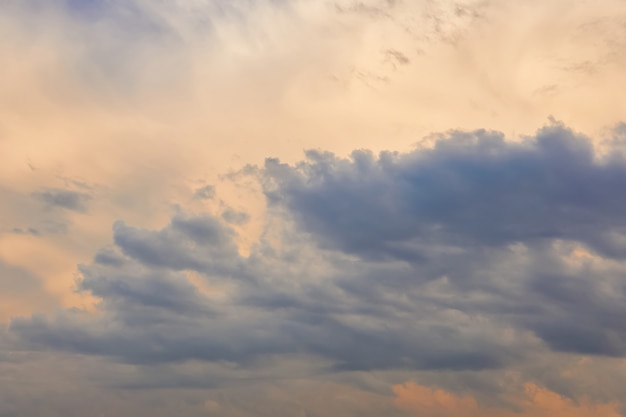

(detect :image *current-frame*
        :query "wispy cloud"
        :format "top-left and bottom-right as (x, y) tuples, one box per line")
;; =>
(32, 188), (92, 213)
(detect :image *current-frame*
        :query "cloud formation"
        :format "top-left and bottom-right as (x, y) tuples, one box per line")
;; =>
(264, 123), (626, 357)
(265, 123), (626, 259)
(3, 0), (626, 414)
(8, 124), (626, 385)
(394, 381), (623, 417)
(32, 188), (92, 213)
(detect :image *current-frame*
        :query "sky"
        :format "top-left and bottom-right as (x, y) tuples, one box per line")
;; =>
(1, 0), (626, 415)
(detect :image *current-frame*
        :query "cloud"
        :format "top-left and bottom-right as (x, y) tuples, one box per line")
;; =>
(393, 381), (623, 417)
(200, 379), (405, 417)
(263, 123), (626, 357)
(7, 123), (626, 383)
(9, 228), (40, 236)
(0, 260), (57, 319)
(111, 214), (242, 275)
(8, 211), (524, 370)
(194, 185), (216, 200)
(32, 188), (92, 213)
(222, 208), (250, 225)
(1, 0), (626, 414)
(264, 123), (626, 260)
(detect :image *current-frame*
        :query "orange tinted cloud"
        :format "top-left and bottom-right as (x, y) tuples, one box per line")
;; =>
(393, 381), (623, 417)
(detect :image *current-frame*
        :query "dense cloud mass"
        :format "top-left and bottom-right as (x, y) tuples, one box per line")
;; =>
(8, 124), (626, 379)
(265, 124), (626, 259)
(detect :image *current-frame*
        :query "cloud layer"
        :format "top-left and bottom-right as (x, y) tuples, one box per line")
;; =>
(3, 0), (626, 415)
(7, 124), (626, 383)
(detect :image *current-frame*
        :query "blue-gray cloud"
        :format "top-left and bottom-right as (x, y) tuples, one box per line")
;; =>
(9, 123), (626, 378)
(9, 227), (40, 236)
(265, 124), (626, 260)
(263, 123), (626, 357)
(32, 188), (92, 213)
(194, 185), (216, 200)
(112, 214), (243, 275)
(221, 208), (250, 225)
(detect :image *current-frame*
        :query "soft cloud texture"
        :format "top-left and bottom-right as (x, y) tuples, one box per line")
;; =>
(3, 0), (626, 415)
(394, 381), (623, 417)
(5, 125), (626, 417)
(32, 188), (92, 213)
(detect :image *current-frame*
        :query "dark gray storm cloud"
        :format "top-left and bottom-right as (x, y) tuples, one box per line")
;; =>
(9, 123), (626, 377)
(32, 188), (92, 213)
